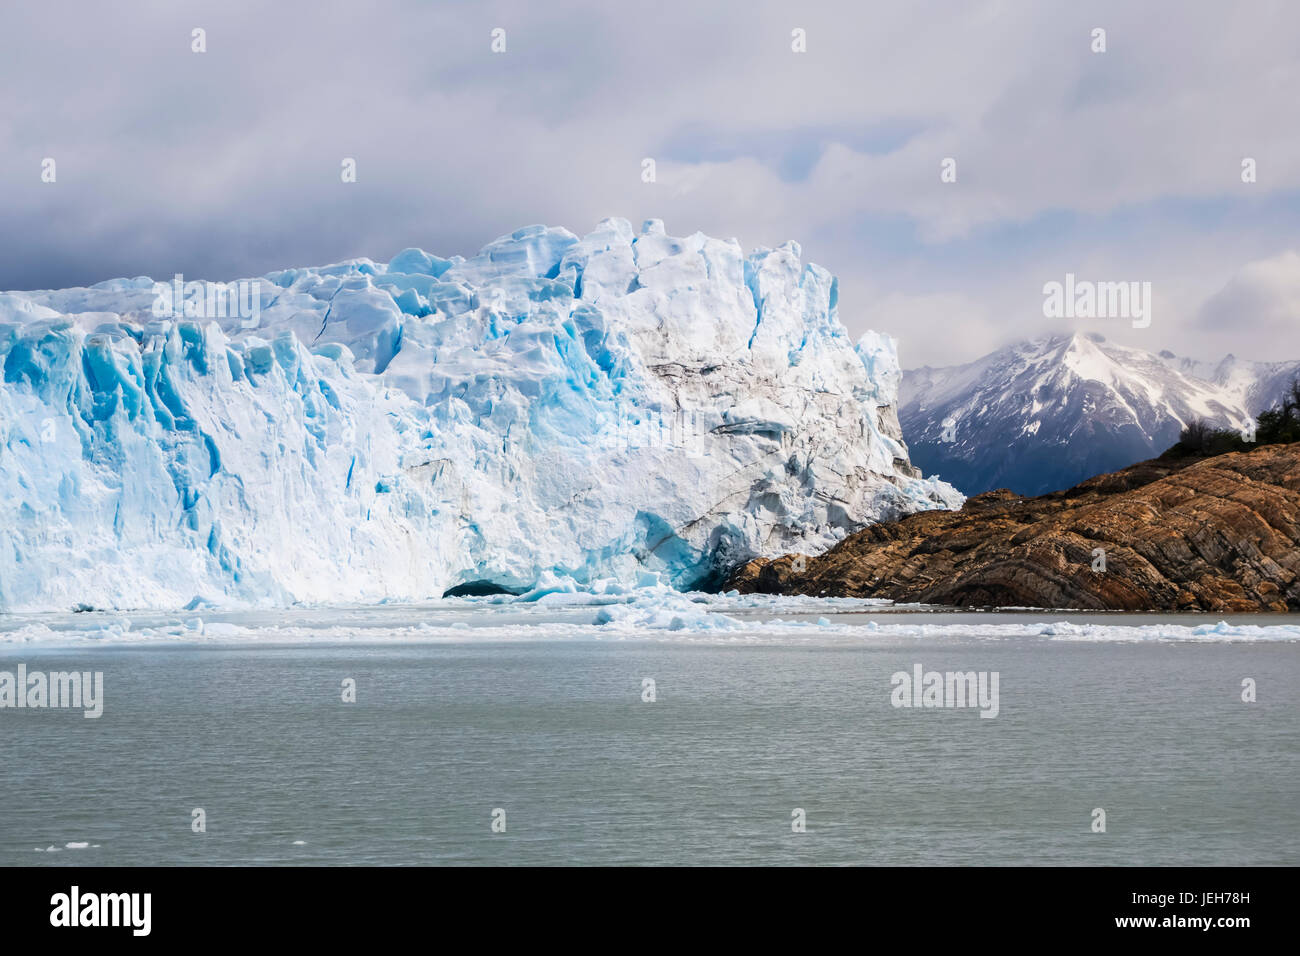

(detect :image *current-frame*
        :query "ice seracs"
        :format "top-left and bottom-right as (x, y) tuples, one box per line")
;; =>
(0, 219), (960, 611)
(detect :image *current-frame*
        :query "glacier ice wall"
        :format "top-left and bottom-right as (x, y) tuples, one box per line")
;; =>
(0, 219), (961, 611)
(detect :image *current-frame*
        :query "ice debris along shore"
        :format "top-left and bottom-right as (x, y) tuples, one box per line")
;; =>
(1, 588), (1296, 647)
(0, 219), (960, 611)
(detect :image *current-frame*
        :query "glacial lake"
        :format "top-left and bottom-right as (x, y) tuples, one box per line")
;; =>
(2, 596), (1297, 866)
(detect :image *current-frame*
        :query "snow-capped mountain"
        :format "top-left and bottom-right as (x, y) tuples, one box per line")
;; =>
(900, 332), (1299, 497)
(1153, 350), (1300, 420)
(0, 218), (960, 612)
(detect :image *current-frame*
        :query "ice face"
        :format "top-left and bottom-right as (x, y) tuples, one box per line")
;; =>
(0, 219), (961, 611)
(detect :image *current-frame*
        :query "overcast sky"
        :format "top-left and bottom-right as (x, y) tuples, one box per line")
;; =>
(2, 0), (1297, 367)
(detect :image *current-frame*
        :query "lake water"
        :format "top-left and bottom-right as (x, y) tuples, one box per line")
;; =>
(2, 596), (1297, 865)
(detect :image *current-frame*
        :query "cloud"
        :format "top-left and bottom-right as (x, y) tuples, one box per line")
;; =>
(0, 0), (1297, 368)
(843, 290), (1004, 369)
(1196, 250), (1300, 339)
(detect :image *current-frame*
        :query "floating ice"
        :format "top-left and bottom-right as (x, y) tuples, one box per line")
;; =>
(1, 598), (1295, 648)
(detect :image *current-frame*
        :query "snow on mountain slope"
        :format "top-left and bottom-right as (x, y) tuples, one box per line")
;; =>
(1153, 350), (1300, 419)
(899, 332), (1282, 497)
(0, 218), (960, 612)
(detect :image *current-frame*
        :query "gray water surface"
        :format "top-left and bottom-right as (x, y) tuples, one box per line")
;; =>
(2, 633), (1295, 866)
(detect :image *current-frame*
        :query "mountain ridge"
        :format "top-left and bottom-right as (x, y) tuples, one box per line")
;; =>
(900, 332), (1299, 496)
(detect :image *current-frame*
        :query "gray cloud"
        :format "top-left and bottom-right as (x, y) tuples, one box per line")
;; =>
(1, 0), (1298, 366)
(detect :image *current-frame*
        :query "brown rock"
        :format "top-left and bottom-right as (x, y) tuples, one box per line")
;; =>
(725, 443), (1300, 612)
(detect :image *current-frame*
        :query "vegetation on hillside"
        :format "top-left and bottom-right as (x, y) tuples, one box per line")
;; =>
(1255, 376), (1300, 444)
(1166, 376), (1300, 457)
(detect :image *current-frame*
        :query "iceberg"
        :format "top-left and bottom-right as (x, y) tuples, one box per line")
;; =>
(0, 218), (960, 611)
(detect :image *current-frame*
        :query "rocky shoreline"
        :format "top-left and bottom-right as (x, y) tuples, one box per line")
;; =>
(727, 443), (1300, 612)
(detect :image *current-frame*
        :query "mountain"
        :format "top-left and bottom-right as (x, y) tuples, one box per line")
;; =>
(1153, 349), (1300, 418)
(0, 218), (960, 612)
(899, 332), (1299, 496)
(727, 442), (1300, 612)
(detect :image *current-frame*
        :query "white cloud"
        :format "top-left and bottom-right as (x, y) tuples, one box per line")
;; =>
(1197, 250), (1300, 338)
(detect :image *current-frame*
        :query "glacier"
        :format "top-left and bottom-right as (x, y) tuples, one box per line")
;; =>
(0, 218), (960, 612)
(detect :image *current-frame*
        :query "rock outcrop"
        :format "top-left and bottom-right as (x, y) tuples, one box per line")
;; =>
(727, 443), (1300, 612)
